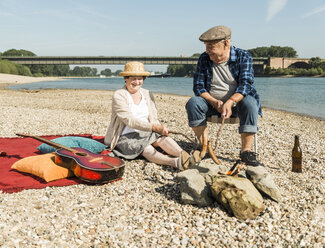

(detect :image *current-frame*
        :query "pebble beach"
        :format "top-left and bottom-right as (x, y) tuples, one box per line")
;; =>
(0, 74), (324, 247)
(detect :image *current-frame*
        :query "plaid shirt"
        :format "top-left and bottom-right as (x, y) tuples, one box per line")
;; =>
(193, 46), (262, 116)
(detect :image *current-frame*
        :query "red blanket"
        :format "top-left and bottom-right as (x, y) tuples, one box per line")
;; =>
(0, 134), (105, 193)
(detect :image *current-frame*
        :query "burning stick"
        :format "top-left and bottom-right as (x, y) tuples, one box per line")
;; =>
(226, 160), (246, 177)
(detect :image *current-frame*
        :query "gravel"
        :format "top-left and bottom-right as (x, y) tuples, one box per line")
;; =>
(0, 88), (324, 248)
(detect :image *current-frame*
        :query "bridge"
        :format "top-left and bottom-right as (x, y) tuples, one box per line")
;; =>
(0, 55), (267, 74)
(2, 56), (323, 71)
(1, 56), (199, 65)
(2, 55), (267, 65)
(268, 57), (325, 69)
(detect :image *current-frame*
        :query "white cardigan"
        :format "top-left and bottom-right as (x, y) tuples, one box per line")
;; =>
(104, 86), (160, 150)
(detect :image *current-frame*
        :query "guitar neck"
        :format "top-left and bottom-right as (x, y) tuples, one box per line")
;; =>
(16, 133), (77, 153)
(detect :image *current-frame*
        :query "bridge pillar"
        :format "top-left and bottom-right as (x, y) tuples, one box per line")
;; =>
(269, 57), (284, 69)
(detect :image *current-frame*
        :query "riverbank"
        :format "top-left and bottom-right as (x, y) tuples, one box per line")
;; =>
(0, 73), (62, 85)
(0, 88), (324, 247)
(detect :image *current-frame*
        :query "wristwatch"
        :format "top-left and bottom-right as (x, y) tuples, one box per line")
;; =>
(230, 97), (237, 107)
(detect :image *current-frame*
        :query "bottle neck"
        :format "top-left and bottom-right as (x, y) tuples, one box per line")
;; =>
(294, 135), (300, 146)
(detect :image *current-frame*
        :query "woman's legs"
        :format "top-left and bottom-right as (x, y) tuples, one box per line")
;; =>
(142, 137), (191, 169)
(152, 136), (182, 157)
(141, 144), (177, 167)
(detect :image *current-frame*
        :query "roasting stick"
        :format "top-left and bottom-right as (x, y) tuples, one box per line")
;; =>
(168, 130), (196, 144)
(213, 116), (225, 151)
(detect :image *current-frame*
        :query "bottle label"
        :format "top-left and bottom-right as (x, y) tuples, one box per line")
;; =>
(292, 157), (302, 172)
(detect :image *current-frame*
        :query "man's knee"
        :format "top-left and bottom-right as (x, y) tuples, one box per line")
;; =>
(186, 96), (202, 112)
(185, 96), (209, 127)
(239, 95), (258, 114)
(238, 96), (259, 133)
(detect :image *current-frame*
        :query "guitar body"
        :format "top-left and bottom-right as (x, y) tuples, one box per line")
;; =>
(55, 148), (124, 184)
(16, 133), (125, 184)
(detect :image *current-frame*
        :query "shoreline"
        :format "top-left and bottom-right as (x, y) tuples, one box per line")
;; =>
(1, 72), (324, 85)
(0, 73), (122, 86)
(0, 73), (63, 85)
(261, 106), (325, 121)
(1, 73), (324, 121)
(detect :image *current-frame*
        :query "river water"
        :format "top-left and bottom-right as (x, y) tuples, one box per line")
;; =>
(8, 77), (325, 120)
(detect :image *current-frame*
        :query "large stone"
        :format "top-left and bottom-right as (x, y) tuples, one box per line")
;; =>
(245, 165), (282, 202)
(175, 169), (214, 207)
(210, 175), (265, 219)
(190, 158), (228, 184)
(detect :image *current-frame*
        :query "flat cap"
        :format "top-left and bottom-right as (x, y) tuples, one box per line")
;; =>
(199, 25), (231, 42)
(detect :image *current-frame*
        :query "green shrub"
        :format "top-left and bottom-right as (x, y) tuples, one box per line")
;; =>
(16, 64), (32, 76)
(0, 59), (32, 76)
(0, 60), (17, 74)
(33, 73), (44, 77)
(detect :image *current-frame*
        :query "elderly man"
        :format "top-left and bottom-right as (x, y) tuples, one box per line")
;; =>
(186, 25), (263, 166)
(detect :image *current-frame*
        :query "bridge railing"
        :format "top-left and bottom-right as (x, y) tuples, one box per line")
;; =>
(2, 56), (270, 65)
(1, 56), (200, 65)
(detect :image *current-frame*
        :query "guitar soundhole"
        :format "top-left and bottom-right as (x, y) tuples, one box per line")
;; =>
(75, 152), (88, 157)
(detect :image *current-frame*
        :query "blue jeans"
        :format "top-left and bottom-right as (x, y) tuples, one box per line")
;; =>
(185, 95), (259, 133)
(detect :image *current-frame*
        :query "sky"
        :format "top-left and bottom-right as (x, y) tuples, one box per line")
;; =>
(0, 0), (324, 72)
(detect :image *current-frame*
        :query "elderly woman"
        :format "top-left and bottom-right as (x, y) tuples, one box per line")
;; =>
(104, 61), (190, 170)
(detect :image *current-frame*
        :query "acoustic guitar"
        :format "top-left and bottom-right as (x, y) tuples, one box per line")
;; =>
(16, 133), (125, 184)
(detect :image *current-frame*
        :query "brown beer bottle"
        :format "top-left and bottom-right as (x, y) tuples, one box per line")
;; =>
(292, 135), (302, 173)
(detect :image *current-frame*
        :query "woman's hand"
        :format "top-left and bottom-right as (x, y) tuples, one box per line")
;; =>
(152, 124), (169, 136)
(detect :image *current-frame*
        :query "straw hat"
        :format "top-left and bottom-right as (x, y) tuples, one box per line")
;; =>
(120, 61), (150, 77)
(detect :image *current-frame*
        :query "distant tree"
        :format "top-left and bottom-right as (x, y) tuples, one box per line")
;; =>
(2, 49), (36, 56)
(283, 68), (291, 75)
(320, 63), (325, 72)
(101, 68), (112, 76)
(309, 57), (322, 68)
(53, 65), (70, 76)
(264, 66), (272, 74)
(0, 59), (32, 76)
(167, 54), (199, 77)
(167, 64), (196, 77)
(306, 57), (325, 75)
(316, 67), (324, 75)
(69, 66), (98, 77)
(247, 47), (269, 57)
(16, 64), (32, 76)
(114, 70), (122, 76)
(191, 53), (201, 58)
(310, 68), (319, 76)
(248, 46), (298, 58)
(27, 64), (70, 76)
(275, 68), (285, 75)
(0, 60), (17, 74)
(70, 66), (86, 76)
(1, 49), (72, 76)
(91, 68), (97, 76)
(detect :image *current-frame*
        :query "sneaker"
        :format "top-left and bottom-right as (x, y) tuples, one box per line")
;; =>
(240, 151), (263, 166)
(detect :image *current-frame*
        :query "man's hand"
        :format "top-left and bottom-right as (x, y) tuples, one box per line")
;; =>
(222, 99), (234, 119)
(200, 92), (224, 113)
(152, 124), (169, 136)
(222, 94), (244, 118)
(210, 99), (223, 113)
